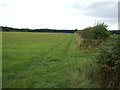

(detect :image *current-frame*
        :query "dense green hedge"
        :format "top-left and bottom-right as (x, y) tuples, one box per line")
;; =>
(77, 23), (110, 40)
(96, 35), (120, 88)
(76, 23), (110, 51)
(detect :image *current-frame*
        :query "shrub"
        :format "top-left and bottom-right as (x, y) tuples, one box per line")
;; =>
(96, 35), (120, 88)
(76, 23), (110, 51)
(92, 23), (110, 41)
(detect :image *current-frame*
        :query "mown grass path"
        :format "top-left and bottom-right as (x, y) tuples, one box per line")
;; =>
(2, 32), (97, 88)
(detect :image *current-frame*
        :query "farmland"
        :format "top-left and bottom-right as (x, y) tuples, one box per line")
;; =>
(2, 32), (97, 88)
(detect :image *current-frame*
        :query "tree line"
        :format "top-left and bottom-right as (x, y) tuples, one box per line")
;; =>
(0, 26), (77, 33)
(1, 26), (120, 34)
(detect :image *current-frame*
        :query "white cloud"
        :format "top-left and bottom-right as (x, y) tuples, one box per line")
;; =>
(0, 0), (119, 30)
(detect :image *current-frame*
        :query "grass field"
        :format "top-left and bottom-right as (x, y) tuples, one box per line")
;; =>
(2, 32), (97, 88)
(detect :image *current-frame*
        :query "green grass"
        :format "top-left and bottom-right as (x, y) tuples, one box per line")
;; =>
(2, 32), (97, 88)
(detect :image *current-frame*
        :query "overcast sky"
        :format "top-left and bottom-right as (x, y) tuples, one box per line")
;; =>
(0, 0), (119, 30)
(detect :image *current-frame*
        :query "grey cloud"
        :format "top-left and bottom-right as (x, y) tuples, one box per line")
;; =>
(72, 1), (118, 24)
(84, 2), (117, 18)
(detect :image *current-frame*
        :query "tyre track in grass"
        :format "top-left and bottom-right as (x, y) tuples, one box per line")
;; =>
(5, 34), (69, 71)
(43, 36), (69, 56)
(61, 34), (74, 59)
(43, 34), (73, 61)
(3, 34), (71, 87)
(31, 34), (73, 65)
(31, 34), (71, 62)
(23, 34), (73, 88)
(30, 34), (74, 88)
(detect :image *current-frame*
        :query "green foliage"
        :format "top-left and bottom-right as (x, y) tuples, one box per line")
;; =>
(92, 23), (110, 40)
(76, 23), (110, 51)
(76, 23), (119, 88)
(96, 35), (120, 88)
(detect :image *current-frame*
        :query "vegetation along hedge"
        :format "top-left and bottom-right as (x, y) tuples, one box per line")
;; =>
(96, 35), (120, 88)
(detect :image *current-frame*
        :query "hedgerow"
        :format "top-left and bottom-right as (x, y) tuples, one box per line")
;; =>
(96, 35), (120, 88)
(76, 23), (110, 51)
(76, 23), (119, 88)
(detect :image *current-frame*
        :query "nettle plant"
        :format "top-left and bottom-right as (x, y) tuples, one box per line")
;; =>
(96, 35), (120, 88)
